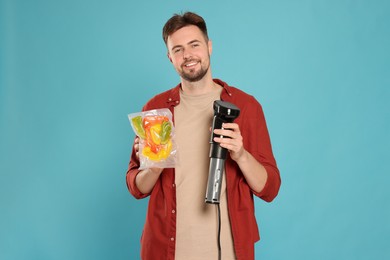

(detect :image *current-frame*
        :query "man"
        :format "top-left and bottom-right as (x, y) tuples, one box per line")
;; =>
(126, 12), (281, 260)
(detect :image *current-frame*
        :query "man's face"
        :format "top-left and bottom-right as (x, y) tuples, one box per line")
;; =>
(166, 25), (212, 82)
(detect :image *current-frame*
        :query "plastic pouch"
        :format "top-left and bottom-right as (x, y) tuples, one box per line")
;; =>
(128, 108), (178, 170)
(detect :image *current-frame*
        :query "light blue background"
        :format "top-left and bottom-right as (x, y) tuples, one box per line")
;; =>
(1, 0), (389, 259)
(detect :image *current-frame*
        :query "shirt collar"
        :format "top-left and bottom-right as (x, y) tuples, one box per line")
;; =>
(166, 78), (233, 106)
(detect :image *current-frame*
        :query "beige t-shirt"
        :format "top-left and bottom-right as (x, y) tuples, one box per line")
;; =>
(174, 87), (236, 259)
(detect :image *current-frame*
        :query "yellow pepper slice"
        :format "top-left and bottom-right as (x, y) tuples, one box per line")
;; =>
(142, 140), (172, 161)
(159, 140), (172, 159)
(149, 124), (162, 145)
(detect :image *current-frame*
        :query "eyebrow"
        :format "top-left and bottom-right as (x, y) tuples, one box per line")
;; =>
(171, 39), (202, 51)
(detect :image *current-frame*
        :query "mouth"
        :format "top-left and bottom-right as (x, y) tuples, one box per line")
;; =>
(183, 61), (199, 69)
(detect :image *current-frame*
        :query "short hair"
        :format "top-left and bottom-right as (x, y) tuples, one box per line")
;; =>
(162, 12), (209, 45)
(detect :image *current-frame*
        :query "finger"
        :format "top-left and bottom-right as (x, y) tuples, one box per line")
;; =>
(213, 128), (235, 139)
(214, 136), (235, 146)
(222, 123), (239, 131)
(134, 138), (140, 159)
(218, 141), (238, 152)
(214, 132), (243, 148)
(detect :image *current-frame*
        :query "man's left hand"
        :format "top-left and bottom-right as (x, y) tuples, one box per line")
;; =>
(213, 123), (244, 162)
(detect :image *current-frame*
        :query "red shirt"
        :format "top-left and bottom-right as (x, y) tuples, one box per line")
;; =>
(126, 79), (281, 260)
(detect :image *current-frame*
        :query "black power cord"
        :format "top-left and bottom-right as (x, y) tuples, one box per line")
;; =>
(217, 203), (221, 260)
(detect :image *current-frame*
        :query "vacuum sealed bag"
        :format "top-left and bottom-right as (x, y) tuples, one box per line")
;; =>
(128, 108), (178, 170)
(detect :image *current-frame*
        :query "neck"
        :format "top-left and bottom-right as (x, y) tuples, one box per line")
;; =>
(180, 72), (219, 95)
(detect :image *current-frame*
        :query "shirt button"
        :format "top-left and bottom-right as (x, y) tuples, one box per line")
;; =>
(168, 98), (172, 101)
(175, 100), (179, 104)
(172, 209), (175, 214)
(172, 183), (175, 187)
(171, 237), (175, 241)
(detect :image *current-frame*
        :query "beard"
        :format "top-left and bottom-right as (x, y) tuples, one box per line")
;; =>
(179, 59), (210, 82)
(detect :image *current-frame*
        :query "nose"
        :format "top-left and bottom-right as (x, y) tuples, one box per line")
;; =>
(183, 48), (192, 60)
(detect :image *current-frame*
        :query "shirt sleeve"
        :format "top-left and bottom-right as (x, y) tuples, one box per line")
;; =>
(125, 140), (151, 199)
(244, 97), (281, 202)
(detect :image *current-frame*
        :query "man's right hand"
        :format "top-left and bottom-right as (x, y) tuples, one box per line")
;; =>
(134, 137), (164, 194)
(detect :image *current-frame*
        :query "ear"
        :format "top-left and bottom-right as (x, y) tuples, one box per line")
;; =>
(167, 52), (173, 63)
(208, 40), (213, 56)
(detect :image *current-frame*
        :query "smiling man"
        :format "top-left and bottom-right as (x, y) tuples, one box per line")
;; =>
(168, 25), (212, 84)
(126, 12), (281, 260)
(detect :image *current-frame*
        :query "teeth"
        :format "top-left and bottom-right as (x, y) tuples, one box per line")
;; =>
(185, 62), (197, 67)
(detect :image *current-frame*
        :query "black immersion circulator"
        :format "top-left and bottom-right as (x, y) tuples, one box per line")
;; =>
(205, 100), (240, 204)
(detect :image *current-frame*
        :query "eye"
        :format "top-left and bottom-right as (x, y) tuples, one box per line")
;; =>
(173, 48), (182, 54)
(192, 43), (199, 48)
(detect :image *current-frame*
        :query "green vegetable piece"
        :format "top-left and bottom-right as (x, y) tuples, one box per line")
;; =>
(160, 121), (172, 144)
(131, 116), (146, 139)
